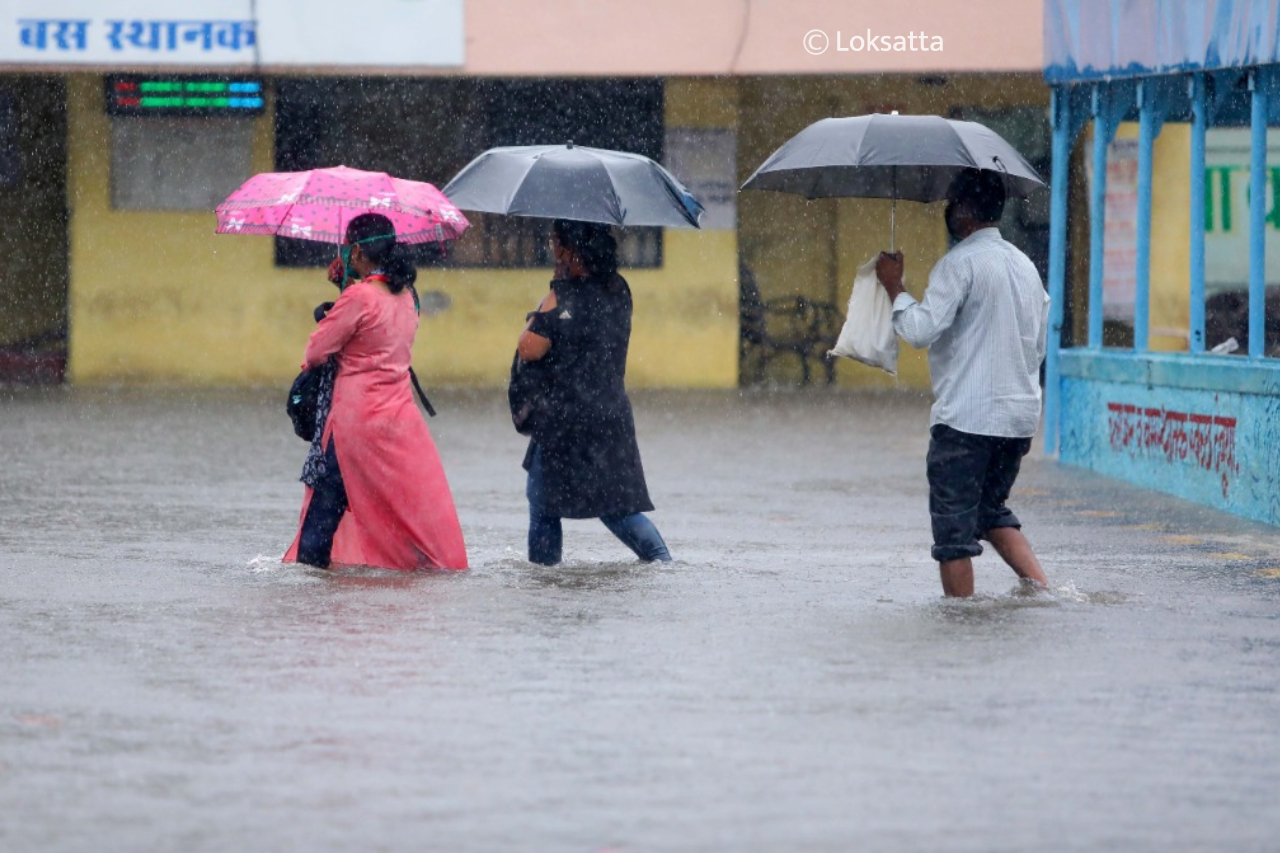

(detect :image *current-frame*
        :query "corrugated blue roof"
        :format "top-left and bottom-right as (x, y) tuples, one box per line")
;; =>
(1045, 0), (1280, 82)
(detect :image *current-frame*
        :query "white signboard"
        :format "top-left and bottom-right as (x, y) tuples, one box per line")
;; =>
(1098, 137), (1139, 322)
(1204, 128), (1280, 296)
(664, 128), (736, 230)
(0, 0), (464, 67)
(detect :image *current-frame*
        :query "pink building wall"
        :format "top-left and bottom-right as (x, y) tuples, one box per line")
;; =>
(462, 0), (1043, 76)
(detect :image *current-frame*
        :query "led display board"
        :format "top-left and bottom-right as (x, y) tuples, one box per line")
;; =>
(105, 75), (265, 117)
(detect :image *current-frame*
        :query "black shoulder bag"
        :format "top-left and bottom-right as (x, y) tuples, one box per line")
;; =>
(508, 353), (552, 436)
(287, 364), (436, 442)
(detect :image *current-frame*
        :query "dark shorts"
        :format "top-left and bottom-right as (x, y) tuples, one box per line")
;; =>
(926, 424), (1032, 562)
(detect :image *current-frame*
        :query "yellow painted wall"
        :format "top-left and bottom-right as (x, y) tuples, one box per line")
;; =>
(629, 77), (739, 387)
(1148, 123), (1192, 352)
(68, 73), (317, 385)
(1119, 121), (1191, 352)
(67, 74), (738, 388)
(738, 74), (1051, 390)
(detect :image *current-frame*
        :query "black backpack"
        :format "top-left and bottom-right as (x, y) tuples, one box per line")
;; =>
(287, 367), (322, 441)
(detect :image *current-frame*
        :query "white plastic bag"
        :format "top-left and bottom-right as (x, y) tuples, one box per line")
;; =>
(827, 256), (898, 375)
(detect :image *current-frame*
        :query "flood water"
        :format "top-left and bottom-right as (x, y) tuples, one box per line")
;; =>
(3, 387), (1280, 852)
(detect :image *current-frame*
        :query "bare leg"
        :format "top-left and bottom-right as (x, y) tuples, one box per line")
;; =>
(938, 558), (975, 598)
(986, 527), (1048, 587)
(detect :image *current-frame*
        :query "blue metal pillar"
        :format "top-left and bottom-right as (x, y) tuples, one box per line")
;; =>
(1088, 84), (1110, 349)
(1134, 79), (1166, 352)
(1045, 86), (1072, 453)
(1248, 69), (1269, 358)
(1189, 73), (1207, 354)
(1086, 82), (1128, 348)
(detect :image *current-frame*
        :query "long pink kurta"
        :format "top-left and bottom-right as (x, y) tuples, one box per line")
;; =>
(283, 276), (468, 570)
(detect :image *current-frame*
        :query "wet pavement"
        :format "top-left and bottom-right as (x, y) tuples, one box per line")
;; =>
(3, 386), (1280, 852)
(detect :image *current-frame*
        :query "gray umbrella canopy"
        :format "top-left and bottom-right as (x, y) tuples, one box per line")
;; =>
(442, 143), (704, 228)
(741, 113), (1046, 201)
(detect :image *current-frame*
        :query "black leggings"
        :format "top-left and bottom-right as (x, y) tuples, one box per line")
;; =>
(298, 441), (347, 568)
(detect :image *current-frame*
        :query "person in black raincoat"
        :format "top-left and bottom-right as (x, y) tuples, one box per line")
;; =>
(515, 219), (672, 566)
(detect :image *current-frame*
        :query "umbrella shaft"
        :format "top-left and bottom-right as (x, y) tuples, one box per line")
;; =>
(891, 167), (897, 253)
(891, 197), (896, 253)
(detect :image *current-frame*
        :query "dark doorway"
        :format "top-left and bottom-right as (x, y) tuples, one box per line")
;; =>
(0, 75), (68, 384)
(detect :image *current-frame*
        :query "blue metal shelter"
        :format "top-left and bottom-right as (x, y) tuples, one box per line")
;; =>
(1044, 0), (1280, 523)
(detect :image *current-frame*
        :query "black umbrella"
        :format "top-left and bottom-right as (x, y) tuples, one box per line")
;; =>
(441, 143), (704, 229)
(741, 113), (1046, 248)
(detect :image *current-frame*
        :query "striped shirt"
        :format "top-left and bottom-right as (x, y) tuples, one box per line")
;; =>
(891, 227), (1049, 438)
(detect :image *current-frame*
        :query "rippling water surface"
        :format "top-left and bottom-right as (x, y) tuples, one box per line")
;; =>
(3, 387), (1279, 852)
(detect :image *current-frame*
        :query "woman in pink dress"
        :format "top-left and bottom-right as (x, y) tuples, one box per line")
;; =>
(283, 213), (468, 571)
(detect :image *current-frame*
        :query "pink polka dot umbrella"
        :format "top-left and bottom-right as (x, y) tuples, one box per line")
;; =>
(215, 165), (469, 244)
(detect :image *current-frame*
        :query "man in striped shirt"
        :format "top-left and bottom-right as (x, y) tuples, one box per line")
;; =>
(876, 169), (1051, 597)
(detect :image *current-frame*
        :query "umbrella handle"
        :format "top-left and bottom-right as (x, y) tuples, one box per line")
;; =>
(890, 166), (897, 253)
